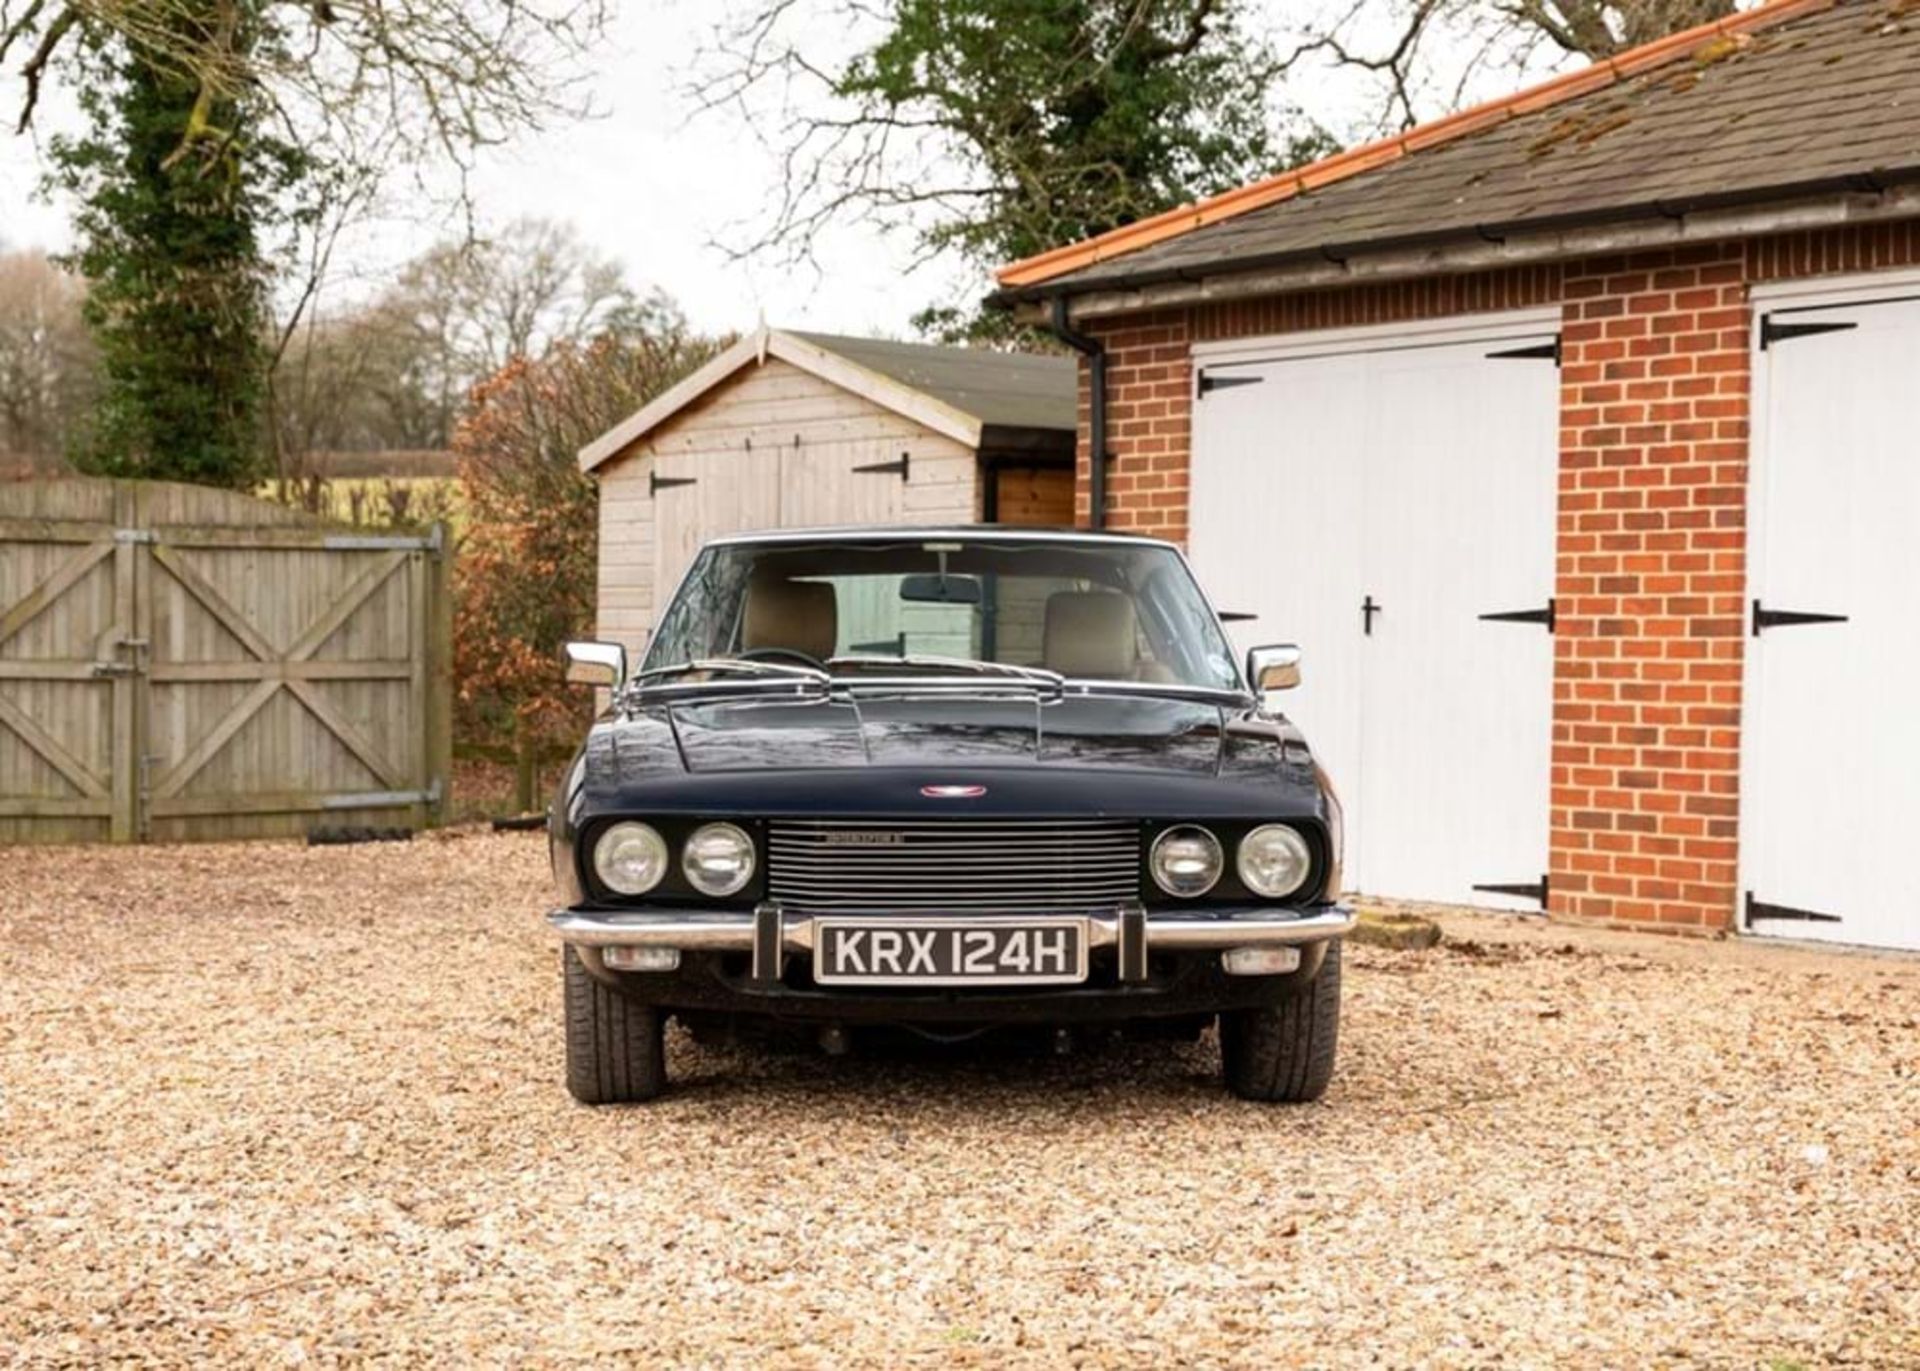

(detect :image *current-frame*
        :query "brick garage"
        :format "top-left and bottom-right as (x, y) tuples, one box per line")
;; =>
(994, 0), (1920, 951)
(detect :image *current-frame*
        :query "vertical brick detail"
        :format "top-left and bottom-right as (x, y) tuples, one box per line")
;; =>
(1551, 246), (1750, 931)
(1746, 219), (1920, 281)
(1191, 266), (1564, 341)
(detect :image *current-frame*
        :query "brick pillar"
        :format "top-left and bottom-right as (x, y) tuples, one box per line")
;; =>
(1078, 311), (1194, 541)
(1551, 247), (1751, 931)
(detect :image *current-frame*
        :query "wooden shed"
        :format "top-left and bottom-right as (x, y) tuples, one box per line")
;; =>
(578, 327), (1077, 656)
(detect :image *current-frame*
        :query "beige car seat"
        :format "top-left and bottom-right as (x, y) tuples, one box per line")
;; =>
(742, 572), (838, 661)
(1042, 591), (1173, 681)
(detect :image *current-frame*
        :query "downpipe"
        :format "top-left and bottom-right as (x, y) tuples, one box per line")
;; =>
(1048, 295), (1107, 530)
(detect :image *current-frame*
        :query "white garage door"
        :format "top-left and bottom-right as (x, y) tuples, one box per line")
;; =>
(1743, 281), (1920, 951)
(1190, 314), (1560, 909)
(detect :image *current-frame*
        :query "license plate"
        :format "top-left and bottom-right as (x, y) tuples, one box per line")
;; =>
(812, 918), (1089, 986)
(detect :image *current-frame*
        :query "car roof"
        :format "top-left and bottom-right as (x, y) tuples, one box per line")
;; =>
(703, 525), (1172, 549)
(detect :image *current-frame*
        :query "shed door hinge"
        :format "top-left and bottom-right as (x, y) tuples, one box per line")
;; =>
(853, 451), (910, 481)
(1745, 892), (1842, 926)
(1751, 599), (1847, 636)
(1473, 874), (1548, 907)
(650, 470), (696, 497)
(1479, 599), (1555, 631)
(1197, 371), (1263, 396)
(1487, 336), (1562, 366)
(1760, 315), (1858, 350)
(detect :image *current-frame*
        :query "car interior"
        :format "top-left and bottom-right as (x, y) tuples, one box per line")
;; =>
(644, 538), (1239, 690)
(737, 569), (1175, 682)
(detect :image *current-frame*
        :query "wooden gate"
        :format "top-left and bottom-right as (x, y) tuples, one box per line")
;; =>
(0, 479), (451, 843)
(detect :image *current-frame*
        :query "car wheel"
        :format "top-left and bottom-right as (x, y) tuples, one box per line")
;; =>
(562, 946), (667, 1104)
(1218, 939), (1342, 1103)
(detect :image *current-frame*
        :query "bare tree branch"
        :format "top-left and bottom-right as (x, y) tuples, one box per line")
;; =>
(1282, 0), (1742, 132)
(4, 0), (609, 187)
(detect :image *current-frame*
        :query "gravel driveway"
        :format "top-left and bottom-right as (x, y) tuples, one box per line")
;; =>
(2, 831), (1914, 1367)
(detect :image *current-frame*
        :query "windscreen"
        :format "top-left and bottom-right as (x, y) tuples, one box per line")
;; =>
(644, 537), (1242, 691)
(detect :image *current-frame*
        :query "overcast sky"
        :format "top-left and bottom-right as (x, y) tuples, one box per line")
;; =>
(0, 2), (1572, 341)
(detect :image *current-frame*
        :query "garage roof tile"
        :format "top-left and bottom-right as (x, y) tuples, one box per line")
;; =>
(996, 0), (1920, 298)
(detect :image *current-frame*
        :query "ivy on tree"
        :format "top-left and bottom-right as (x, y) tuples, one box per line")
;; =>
(49, 21), (305, 488)
(4, 0), (607, 489)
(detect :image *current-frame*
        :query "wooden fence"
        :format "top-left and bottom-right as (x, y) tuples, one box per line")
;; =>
(0, 479), (451, 843)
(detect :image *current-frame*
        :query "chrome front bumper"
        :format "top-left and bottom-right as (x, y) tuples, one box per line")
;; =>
(548, 902), (1354, 982)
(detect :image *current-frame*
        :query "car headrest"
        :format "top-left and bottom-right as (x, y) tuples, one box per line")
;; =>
(742, 573), (838, 662)
(1043, 591), (1137, 680)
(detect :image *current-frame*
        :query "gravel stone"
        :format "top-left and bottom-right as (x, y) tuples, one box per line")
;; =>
(2, 832), (1915, 1366)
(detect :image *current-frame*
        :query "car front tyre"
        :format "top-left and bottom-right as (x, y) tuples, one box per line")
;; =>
(563, 945), (667, 1104)
(1219, 938), (1342, 1103)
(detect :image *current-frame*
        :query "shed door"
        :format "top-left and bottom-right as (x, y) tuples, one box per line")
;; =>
(1190, 323), (1558, 908)
(646, 442), (921, 655)
(1743, 293), (1920, 950)
(649, 448), (782, 612)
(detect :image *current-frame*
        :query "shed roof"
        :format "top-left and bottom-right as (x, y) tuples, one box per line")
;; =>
(787, 332), (1076, 433)
(993, 0), (1920, 302)
(579, 327), (1075, 473)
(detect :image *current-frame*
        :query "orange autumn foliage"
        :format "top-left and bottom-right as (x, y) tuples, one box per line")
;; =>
(451, 328), (725, 791)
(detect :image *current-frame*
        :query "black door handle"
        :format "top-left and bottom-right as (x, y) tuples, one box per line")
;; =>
(1362, 595), (1381, 636)
(1751, 599), (1848, 636)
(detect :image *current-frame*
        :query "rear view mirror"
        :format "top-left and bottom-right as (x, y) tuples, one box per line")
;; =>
(900, 573), (982, 605)
(565, 641), (627, 691)
(1247, 644), (1301, 695)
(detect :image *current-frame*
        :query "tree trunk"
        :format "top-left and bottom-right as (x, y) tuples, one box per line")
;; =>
(514, 724), (537, 814)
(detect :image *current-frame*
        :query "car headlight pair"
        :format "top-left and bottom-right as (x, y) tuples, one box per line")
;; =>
(1149, 824), (1311, 900)
(593, 821), (754, 897)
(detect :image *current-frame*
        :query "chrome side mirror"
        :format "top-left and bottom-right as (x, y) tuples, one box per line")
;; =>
(564, 640), (627, 692)
(1247, 644), (1302, 695)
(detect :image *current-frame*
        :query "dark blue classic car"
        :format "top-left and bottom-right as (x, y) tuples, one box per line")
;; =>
(548, 528), (1353, 1103)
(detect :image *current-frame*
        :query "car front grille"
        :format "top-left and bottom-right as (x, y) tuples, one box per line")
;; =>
(766, 819), (1142, 914)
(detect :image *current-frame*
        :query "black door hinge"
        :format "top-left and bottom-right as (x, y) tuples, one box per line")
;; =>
(1197, 372), (1263, 396)
(1480, 599), (1555, 631)
(650, 470), (696, 497)
(1487, 337), (1562, 366)
(854, 451), (910, 481)
(1217, 610), (1257, 623)
(1745, 892), (1842, 926)
(1760, 315), (1858, 350)
(1474, 875), (1549, 906)
(1751, 599), (1847, 636)
(1361, 594), (1382, 636)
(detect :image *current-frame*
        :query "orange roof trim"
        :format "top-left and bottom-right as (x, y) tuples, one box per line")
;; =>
(995, 0), (1837, 291)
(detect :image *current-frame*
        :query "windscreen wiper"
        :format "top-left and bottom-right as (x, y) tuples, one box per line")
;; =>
(826, 653), (1065, 688)
(634, 658), (830, 685)
(1068, 679), (1253, 707)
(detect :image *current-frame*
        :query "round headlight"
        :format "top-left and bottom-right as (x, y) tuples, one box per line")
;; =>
(683, 822), (755, 897)
(1237, 824), (1313, 898)
(594, 821), (669, 895)
(1150, 825), (1223, 898)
